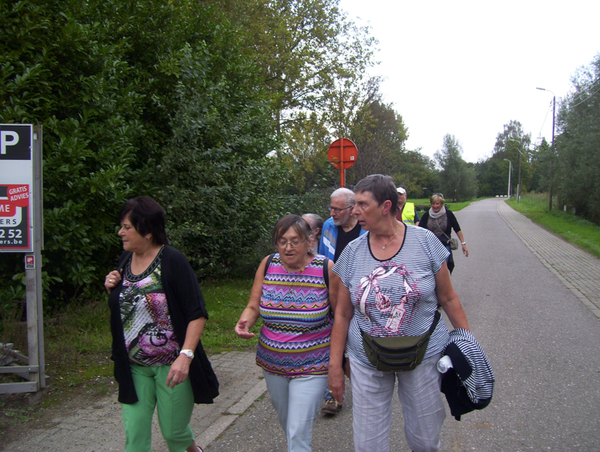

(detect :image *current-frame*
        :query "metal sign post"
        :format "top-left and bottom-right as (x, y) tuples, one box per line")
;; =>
(327, 137), (358, 187)
(0, 124), (45, 394)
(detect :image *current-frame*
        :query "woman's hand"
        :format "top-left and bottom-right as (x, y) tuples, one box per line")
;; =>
(456, 232), (469, 257)
(328, 365), (346, 404)
(104, 270), (121, 293)
(166, 318), (205, 389)
(234, 318), (256, 339)
(166, 353), (192, 388)
(234, 256), (268, 339)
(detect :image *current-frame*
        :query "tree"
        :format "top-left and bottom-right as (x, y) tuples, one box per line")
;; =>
(158, 43), (286, 278)
(1, 0), (152, 303)
(346, 99), (409, 185)
(394, 151), (438, 199)
(0, 0), (283, 300)
(528, 138), (552, 193)
(491, 121), (532, 195)
(213, 0), (378, 136)
(279, 111), (337, 194)
(554, 54), (600, 223)
(434, 135), (477, 202)
(475, 120), (532, 198)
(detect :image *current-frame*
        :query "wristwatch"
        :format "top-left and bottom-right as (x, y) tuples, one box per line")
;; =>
(461, 242), (466, 245)
(180, 349), (194, 359)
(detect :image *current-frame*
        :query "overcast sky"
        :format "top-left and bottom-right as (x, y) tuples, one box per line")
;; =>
(338, 0), (600, 163)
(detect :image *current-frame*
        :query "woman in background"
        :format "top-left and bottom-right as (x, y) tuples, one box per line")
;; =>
(419, 193), (469, 274)
(302, 213), (324, 255)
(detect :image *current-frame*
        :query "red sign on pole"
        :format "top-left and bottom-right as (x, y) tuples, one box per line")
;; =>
(328, 138), (358, 187)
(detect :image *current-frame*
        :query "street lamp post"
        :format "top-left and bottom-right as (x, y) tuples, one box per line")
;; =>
(536, 87), (556, 211)
(506, 137), (523, 202)
(503, 159), (512, 197)
(516, 147), (522, 202)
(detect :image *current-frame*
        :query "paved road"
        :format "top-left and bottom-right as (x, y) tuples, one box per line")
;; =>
(5, 198), (600, 451)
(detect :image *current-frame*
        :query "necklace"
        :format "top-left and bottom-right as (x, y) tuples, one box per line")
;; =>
(380, 230), (398, 250)
(282, 254), (312, 273)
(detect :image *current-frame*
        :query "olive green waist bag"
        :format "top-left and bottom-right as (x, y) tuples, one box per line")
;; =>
(361, 311), (441, 372)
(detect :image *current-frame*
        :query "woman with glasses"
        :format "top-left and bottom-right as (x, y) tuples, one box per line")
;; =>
(235, 214), (336, 451)
(419, 193), (469, 274)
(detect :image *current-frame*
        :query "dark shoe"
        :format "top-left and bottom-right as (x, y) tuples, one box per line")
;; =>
(320, 398), (342, 415)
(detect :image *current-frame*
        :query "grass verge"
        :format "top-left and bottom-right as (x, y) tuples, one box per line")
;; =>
(507, 192), (600, 259)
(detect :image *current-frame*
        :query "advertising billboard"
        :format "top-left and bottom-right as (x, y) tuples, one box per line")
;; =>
(0, 124), (33, 252)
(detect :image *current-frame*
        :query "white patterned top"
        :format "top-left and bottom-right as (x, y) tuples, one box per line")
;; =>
(334, 224), (450, 369)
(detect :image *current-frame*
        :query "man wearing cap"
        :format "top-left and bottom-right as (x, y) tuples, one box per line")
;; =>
(395, 186), (420, 226)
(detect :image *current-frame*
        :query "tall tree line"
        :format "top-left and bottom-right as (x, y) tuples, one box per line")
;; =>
(0, 0), (382, 304)
(1, 0), (468, 307)
(474, 54), (599, 227)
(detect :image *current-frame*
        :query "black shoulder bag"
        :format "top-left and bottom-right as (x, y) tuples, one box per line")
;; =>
(361, 310), (441, 372)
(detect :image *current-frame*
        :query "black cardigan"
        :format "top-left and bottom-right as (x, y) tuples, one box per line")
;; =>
(108, 245), (219, 404)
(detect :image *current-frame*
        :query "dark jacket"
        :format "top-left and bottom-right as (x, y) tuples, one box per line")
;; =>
(108, 245), (219, 404)
(441, 328), (494, 421)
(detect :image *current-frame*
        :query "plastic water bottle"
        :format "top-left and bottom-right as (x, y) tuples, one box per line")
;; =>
(437, 355), (453, 373)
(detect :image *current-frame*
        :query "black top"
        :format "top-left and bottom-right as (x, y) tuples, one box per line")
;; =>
(334, 221), (362, 262)
(108, 245), (219, 404)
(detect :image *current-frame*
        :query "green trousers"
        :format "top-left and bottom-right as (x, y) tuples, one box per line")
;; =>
(121, 364), (196, 452)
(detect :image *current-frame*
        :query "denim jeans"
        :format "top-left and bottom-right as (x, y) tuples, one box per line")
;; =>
(263, 371), (328, 452)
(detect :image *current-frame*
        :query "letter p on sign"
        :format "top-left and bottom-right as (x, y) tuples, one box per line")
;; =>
(1, 131), (19, 155)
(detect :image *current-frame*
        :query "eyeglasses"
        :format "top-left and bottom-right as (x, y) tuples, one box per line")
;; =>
(329, 205), (352, 214)
(433, 193), (444, 197)
(277, 238), (307, 248)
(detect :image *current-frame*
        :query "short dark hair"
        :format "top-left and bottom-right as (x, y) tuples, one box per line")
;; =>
(271, 214), (312, 249)
(354, 174), (398, 212)
(119, 196), (168, 245)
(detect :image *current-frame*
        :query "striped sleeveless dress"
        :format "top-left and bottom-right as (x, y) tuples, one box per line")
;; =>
(256, 254), (331, 377)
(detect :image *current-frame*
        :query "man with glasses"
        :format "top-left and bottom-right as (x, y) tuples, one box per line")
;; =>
(319, 188), (367, 262)
(395, 186), (420, 226)
(318, 188), (366, 415)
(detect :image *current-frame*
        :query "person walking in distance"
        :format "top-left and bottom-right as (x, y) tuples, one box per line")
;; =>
(318, 188), (367, 415)
(395, 186), (420, 226)
(303, 213), (324, 255)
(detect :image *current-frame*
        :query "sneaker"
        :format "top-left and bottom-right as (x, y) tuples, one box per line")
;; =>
(320, 398), (342, 415)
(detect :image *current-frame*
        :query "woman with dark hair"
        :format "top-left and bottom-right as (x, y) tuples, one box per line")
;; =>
(419, 193), (469, 274)
(328, 175), (471, 452)
(235, 214), (335, 451)
(104, 196), (218, 452)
